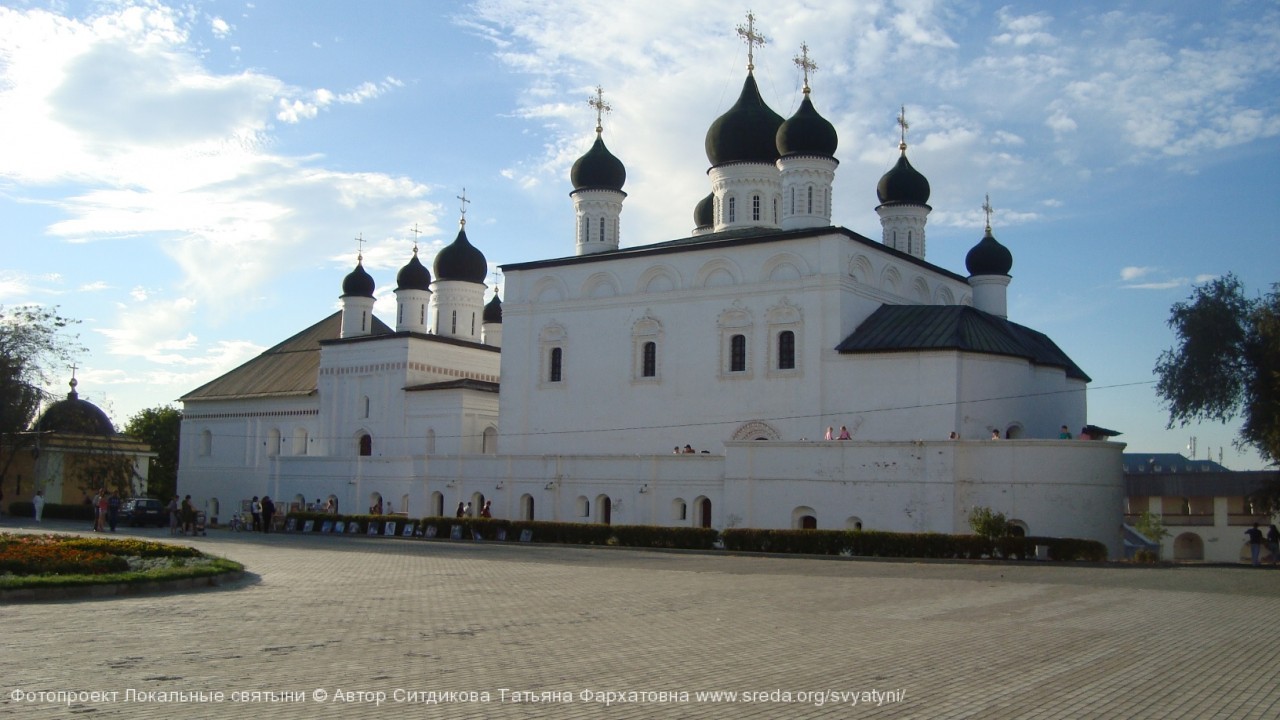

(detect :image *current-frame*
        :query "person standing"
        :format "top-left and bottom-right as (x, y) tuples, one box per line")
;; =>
(464, 501), (474, 518)
(33, 490), (45, 523)
(1267, 525), (1280, 566)
(455, 502), (465, 518)
(250, 496), (262, 532)
(180, 495), (195, 535)
(261, 495), (276, 533)
(824, 426), (834, 441)
(94, 490), (107, 532)
(1245, 523), (1265, 566)
(168, 495), (180, 535)
(107, 492), (120, 532)
(480, 501), (492, 519)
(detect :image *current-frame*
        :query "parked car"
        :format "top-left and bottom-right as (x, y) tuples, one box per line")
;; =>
(122, 498), (166, 527)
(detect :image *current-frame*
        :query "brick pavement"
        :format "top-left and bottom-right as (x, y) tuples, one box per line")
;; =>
(2, 516), (1279, 719)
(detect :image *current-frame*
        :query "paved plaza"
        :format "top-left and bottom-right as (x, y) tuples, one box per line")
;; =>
(3, 516), (1279, 719)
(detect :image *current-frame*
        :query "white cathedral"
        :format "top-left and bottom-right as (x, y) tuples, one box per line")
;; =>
(178, 32), (1125, 555)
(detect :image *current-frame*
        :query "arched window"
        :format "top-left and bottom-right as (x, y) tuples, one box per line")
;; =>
(363, 396), (370, 419)
(580, 216), (588, 243)
(266, 428), (280, 457)
(426, 428), (436, 454)
(451, 310), (457, 334)
(727, 196), (736, 223)
(642, 341), (657, 377)
(521, 494), (535, 521)
(200, 429), (212, 457)
(730, 334), (747, 372)
(430, 491), (444, 517)
(482, 426), (497, 454)
(293, 427), (308, 455)
(807, 186), (813, 213)
(672, 499), (687, 521)
(778, 330), (795, 370)
(752, 194), (760, 221)
(549, 347), (563, 382)
(599, 217), (606, 243)
(790, 187), (796, 214)
(907, 231), (913, 255)
(358, 433), (372, 457)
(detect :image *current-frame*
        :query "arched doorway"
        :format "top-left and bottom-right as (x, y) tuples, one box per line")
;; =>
(595, 494), (611, 525)
(792, 505), (817, 529)
(1174, 533), (1203, 561)
(358, 433), (372, 456)
(430, 491), (444, 517)
(1008, 520), (1028, 537)
(520, 494), (535, 521)
(368, 492), (382, 514)
(470, 492), (486, 516)
(693, 496), (712, 528)
(846, 516), (863, 530)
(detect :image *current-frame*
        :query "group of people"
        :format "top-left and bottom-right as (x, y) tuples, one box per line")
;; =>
(246, 495), (277, 533)
(823, 426), (853, 440)
(88, 489), (121, 532)
(166, 495), (202, 535)
(455, 500), (492, 518)
(1244, 523), (1280, 566)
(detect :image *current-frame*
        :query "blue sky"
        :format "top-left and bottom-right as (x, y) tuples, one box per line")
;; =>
(1, 0), (1277, 468)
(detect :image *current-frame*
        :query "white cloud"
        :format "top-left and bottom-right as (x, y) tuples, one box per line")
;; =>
(210, 16), (230, 38)
(1120, 266), (1155, 281)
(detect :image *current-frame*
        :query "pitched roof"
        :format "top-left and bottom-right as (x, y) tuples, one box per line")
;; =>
(181, 312), (392, 402)
(835, 305), (1090, 381)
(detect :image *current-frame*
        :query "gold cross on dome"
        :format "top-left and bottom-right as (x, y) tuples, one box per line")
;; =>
(793, 43), (817, 93)
(409, 223), (421, 252)
(982, 194), (994, 231)
(355, 233), (365, 261)
(457, 188), (471, 226)
(736, 10), (767, 72)
(897, 105), (909, 149)
(589, 85), (611, 134)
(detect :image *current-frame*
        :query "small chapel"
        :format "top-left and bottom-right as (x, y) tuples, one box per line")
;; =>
(178, 15), (1125, 554)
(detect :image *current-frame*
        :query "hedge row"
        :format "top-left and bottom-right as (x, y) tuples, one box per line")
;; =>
(283, 512), (1104, 560)
(720, 528), (1107, 561)
(284, 513), (720, 550)
(6, 502), (96, 522)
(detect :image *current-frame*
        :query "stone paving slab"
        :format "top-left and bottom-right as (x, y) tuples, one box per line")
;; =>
(2, 516), (1279, 719)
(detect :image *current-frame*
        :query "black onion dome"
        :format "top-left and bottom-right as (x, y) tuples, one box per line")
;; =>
(694, 193), (714, 229)
(433, 227), (488, 283)
(777, 94), (838, 157)
(705, 73), (785, 166)
(965, 228), (1013, 276)
(570, 134), (626, 192)
(395, 252), (432, 291)
(483, 293), (503, 324)
(36, 383), (115, 436)
(876, 150), (931, 206)
(341, 260), (375, 298)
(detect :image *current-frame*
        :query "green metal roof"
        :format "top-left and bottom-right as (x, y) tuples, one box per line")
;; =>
(181, 312), (392, 402)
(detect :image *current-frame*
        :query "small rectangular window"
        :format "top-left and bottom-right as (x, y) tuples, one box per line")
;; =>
(550, 347), (563, 382)
(642, 341), (657, 377)
(730, 334), (746, 372)
(778, 330), (795, 370)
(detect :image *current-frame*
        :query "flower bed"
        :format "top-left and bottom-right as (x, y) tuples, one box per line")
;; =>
(0, 533), (241, 592)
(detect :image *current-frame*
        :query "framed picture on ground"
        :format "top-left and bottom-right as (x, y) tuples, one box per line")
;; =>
(321, 520), (334, 533)
(334, 521), (346, 533)
(367, 523), (379, 536)
(425, 524), (438, 538)
(285, 518), (297, 532)
(496, 529), (507, 541)
(349, 522), (363, 535)
(449, 525), (463, 540)
(302, 520), (315, 533)
(384, 520), (397, 536)
(519, 529), (533, 543)
(402, 523), (414, 537)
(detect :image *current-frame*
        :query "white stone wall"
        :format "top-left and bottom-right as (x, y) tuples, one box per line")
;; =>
(185, 439), (1125, 557)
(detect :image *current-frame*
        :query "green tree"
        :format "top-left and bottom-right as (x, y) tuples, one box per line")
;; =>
(0, 306), (82, 436)
(967, 506), (1010, 540)
(0, 306), (84, 492)
(1154, 275), (1280, 464)
(1134, 511), (1169, 544)
(125, 405), (182, 499)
